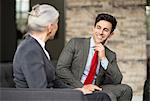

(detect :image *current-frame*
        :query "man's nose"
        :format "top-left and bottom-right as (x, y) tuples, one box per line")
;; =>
(99, 29), (103, 35)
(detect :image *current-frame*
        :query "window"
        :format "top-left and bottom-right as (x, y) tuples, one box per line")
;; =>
(146, 6), (150, 58)
(16, 0), (29, 34)
(146, 5), (150, 79)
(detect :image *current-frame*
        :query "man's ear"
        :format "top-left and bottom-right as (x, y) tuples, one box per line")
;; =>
(109, 32), (114, 37)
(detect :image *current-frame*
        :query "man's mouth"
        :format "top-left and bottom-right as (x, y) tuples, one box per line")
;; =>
(97, 36), (103, 40)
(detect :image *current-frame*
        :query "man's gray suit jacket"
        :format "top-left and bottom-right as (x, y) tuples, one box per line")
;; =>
(56, 38), (123, 88)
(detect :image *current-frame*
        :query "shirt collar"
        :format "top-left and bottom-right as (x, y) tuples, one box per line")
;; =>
(90, 37), (95, 48)
(30, 34), (45, 49)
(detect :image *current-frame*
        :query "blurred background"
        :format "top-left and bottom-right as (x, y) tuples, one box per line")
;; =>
(0, 0), (149, 101)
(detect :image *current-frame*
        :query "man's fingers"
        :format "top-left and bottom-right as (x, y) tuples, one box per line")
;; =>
(94, 87), (102, 91)
(92, 85), (102, 91)
(95, 45), (105, 51)
(83, 84), (102, 92)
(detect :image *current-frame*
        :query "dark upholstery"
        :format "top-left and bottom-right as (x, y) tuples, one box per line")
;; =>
(0, 63), (15, 87)
(0, 88), (85, 101)
(0, 61), (57, 87)
(0, 63), (86, 101)
(143, 79), (150, 101)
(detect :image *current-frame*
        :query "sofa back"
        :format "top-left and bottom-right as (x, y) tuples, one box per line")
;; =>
(0, 63), (15, 87)
(1, 88), (86, 101)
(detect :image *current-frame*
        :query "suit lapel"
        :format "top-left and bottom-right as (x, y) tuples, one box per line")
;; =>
(105, 47), (114, 62)
(79, 38), (90, 78)
(28, 35), (50, 61)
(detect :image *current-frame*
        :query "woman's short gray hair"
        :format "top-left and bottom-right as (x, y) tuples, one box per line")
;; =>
(27, 4), (59, 32)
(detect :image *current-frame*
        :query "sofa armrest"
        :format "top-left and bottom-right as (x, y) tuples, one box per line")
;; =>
(0, 88), (86, 101)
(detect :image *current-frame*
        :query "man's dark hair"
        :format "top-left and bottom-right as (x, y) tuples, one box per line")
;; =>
(94, 13), (117, 33)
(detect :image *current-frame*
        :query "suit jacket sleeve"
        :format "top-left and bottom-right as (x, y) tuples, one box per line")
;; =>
(101, 50), (123, 84)
(52, 75), (73, 88)
(56, 39), (83, 88)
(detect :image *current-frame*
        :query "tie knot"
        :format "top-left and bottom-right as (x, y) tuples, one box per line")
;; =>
(95, 51), (98, 55)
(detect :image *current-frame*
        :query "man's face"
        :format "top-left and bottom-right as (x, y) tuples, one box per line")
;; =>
(92, 20), (113, 44)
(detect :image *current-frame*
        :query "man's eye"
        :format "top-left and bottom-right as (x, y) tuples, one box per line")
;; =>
(97, 26), (101, 29)
(104, 29), (109, 32)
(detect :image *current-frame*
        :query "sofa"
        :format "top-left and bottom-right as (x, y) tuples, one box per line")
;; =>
(0, 88), (85, 101)
(143, 79), (150, 101)
(0, 63), (86, 101)
(0, 63), (15, 87)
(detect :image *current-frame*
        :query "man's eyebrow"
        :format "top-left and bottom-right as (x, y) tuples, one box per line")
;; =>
(96, 25), (101, 28)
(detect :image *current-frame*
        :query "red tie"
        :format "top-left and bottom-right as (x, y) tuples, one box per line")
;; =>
(84, 51), (98, 85)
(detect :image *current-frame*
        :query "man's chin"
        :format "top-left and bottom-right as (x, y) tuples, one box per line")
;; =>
(96, 40), (105, 45)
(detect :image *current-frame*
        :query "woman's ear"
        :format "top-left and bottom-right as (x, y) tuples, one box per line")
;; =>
(47, 23), (53, 33)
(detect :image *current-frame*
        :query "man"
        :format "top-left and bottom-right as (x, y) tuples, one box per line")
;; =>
(56, 13), (133, 101)
(13, 4), (111, 101)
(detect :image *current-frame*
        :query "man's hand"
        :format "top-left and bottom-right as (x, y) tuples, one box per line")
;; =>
(75, 88), (93, 95)
(83, 84), (102, 92)
(95, 43), (106, 60)
(75, 84), (102, 95)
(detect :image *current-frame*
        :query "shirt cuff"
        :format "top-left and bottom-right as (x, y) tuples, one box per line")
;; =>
(100, 58), (109, 70)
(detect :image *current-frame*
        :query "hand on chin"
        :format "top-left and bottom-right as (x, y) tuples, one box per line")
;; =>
(95, 40), (103, 45)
